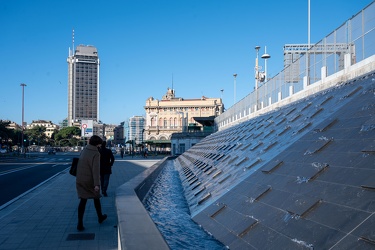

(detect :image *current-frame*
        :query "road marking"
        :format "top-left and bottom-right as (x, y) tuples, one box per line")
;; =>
(0, 162), (68, 176)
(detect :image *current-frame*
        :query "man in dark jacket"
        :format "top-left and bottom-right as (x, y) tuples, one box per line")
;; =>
(99, 141), (115, 196)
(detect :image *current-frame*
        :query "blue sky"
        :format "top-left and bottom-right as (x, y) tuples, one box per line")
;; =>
(0, 0), (372, 126)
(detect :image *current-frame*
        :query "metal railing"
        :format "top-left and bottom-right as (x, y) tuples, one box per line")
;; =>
(216, 1), (375, 131)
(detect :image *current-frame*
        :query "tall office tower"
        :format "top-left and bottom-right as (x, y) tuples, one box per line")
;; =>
(67, 45), (100, 126)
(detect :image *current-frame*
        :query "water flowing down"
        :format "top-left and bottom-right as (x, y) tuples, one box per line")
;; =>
(144, 160), (227, 250)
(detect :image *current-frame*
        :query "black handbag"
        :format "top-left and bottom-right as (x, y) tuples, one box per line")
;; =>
(70, 157), (79, 176)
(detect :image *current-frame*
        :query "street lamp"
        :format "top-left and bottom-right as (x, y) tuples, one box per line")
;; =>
(102, 123), (106, 141)
(307, 0), (310, 86)
(255, 46), (261, 90)
(142, 128), (145, 145)
(20, 83), (26, 154)
(233, 74), (237, 104)
(261, 46), (271, 82)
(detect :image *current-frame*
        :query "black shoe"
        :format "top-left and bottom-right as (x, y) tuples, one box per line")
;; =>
(77, 225), (85, 231)
(99, 214), (107, 224)
(103, 192), (108, 197)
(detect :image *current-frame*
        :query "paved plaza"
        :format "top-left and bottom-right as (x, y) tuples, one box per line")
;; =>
(0, 156), (162, 250)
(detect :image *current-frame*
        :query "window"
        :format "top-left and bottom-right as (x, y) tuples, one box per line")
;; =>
(179, 143), (185, 154)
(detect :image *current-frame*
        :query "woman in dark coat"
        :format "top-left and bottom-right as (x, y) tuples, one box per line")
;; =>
(76, 135), (107, 231)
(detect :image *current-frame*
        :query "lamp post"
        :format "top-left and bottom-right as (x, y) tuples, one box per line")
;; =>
(306, 0), (310, 86)
(261, 46), (271, 82)
(20, 83), (26, 155)
(255, 46), (261, 90)
(233, 74), (237, 104)
(142, 128), (145, 145)
(102, 123), (106, 141)
(254, 46), (261, 111)
(134, 137), (137, 155)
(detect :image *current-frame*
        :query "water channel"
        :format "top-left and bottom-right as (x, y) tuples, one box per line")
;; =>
(144, 160), (227, 249)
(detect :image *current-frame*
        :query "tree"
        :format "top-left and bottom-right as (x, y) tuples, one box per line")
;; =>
(0, 120), (21, 149)
(25, 126), (47, 146)
(53, 126), (81, 146)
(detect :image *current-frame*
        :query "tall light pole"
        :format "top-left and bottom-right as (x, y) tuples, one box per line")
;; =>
(142, 128), (145, 145)
(233, 74), (237, 104)
(20, 83), (27, 154)
(255, 46), (261, 89)
(255, 46), (261, 111)
(103, 123), (106, 141)
(220, 89), (224, 99)
(261, 46), (271, 82)
(306, 0), (310, 86)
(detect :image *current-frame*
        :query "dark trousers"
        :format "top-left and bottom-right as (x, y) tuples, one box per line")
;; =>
(77, 198), (103, 227)
(100, 174), (111, 193)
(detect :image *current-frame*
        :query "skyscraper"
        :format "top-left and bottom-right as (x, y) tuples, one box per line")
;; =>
(67, 45), (100, 126)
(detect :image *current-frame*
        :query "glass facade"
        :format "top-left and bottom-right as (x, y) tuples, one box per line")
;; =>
(128, 116), (145, 145)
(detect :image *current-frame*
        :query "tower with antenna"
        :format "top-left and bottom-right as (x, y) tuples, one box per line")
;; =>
(72, 29), (75, 56)
(68, 29), (75, 57)
(67, 30), (100, 126)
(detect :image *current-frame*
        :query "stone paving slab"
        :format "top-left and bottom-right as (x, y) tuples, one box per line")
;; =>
(0, 156), (162, 250)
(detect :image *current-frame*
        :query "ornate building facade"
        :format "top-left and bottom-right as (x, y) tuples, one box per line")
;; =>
(144, 88), (224, 147)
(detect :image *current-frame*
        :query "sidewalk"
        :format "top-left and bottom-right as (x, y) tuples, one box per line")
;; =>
(0, 155), (163, 250)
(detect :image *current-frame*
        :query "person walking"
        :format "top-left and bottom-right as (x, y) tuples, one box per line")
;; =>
(144, 146), (148, 158)
(120, 147), (124, 158)
(76, 135), (107, 231)
(99, 141), (115, 197)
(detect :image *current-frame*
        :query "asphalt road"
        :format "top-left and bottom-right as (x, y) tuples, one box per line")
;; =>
(0, 152), (79, 207)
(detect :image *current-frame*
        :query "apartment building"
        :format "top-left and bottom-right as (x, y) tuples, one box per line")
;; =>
(26, 120), (59, 138)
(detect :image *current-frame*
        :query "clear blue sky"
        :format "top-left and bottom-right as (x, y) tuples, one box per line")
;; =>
(1, 0), (372, 126)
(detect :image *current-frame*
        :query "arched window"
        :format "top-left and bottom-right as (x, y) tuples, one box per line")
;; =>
(163, 118), (167, 127)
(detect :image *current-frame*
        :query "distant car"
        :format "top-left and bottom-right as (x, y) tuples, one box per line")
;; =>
(47, 149), (56, 155)
(0, 148), (7, 154)
(111, 148), (117, 154)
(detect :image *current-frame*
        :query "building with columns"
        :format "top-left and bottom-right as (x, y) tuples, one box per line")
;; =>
(144, 88), (224, 151)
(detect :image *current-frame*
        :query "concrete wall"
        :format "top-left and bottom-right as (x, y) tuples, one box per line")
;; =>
(175, 71), (375, 249)
(116, 158), (170, 250)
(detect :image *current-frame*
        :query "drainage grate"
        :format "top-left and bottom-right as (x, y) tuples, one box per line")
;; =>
(66, 233), (95, 241)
